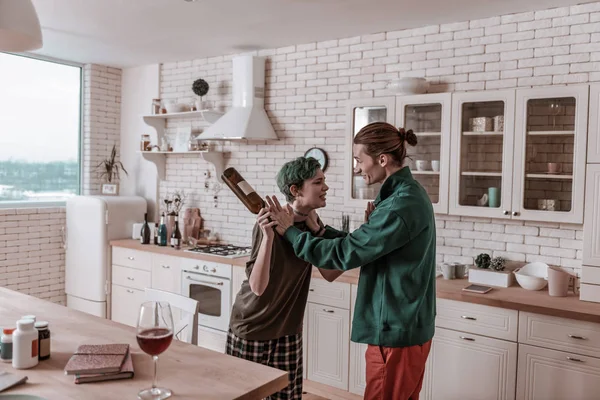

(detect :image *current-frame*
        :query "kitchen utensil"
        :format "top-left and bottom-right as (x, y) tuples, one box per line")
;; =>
(547, 266), (579, 297)
(431, 160), (440, 172)
(494, 115), (504, 132)
(416, 160), (429, 171)
(387, 77), (429, 94)
(513, 262), (549, 291)
(441, 263), (455, 280)
(488, 187), (499, 208)
(452, 262), (468, 279)
(469, 117), (493, 132)
(547, 163), (561, 174)
(477, 193), (488, 206)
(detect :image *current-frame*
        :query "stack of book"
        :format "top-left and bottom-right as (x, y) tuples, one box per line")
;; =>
(64, 344), (134, 384)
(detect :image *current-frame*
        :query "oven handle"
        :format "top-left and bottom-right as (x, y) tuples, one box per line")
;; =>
(185, 275), (224, 286)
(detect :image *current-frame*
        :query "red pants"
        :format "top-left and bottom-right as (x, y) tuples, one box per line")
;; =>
(364, 340), (432, 400)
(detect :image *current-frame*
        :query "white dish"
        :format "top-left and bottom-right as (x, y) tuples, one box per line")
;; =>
(387, 77), (429, 95)
(513, 262), (549, 291)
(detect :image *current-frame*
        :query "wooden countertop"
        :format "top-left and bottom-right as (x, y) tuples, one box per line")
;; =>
(0, 288), (287, 400)
(110, 239), (251, 267)
(437, 277), (600, 324)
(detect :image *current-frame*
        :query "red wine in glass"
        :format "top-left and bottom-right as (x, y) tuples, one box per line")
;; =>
(137, 301), (174, 400)
(137, 328), (173, 356)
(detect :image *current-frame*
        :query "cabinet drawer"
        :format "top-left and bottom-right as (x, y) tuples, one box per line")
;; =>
(197, 325), (227, 354)
(518, 312), (600, 358)
(112, 265), (151, 291)
(111, 284), (145, 327)
(436, 298), (518, 342)
(582, 266), (600, 285)
(308, 279), (351, 310)
(112, 247), (152, 271)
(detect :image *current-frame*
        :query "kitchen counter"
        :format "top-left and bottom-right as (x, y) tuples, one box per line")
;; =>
(110, 239), (251, 267)
(0, 287), (287, 400)
(436, 277), (600, 324)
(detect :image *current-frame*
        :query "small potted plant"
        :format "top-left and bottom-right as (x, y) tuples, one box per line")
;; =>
(161, 191), (187, 238)
(96, 144), (128, 195)
(192, 78), (210, 111)
(469, 253), (513, 287)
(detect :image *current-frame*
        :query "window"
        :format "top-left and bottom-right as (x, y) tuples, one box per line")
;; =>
(0, 53), (82, 206)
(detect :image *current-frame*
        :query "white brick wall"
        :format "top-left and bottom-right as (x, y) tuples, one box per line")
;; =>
(0, 208), (66, 304)
(156, 3), (598, 274)
(82, 65), (123, 195)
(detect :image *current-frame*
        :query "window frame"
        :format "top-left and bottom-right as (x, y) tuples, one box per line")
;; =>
(0, 52), (84, 209)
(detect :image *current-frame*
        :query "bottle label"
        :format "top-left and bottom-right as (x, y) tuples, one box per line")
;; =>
(32, 339), (38, 358)
(40, 338), (50, 358)
(237, 181), (255, 196)
(171, 238), (180, 247)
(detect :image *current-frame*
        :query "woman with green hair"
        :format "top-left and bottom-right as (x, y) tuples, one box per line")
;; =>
(226, 156), (342, 399)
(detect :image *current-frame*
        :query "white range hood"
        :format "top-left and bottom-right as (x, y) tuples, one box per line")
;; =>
(199, 55), (278, 140)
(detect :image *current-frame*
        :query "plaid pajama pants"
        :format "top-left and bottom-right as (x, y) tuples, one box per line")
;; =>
(226, 329), (303, 400)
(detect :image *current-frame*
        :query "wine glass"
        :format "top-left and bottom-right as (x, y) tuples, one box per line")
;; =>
(549, 102), (563, 129)
(136, 301), (174, 400)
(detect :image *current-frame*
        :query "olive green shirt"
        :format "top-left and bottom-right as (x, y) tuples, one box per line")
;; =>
(229, 221), (312, 341)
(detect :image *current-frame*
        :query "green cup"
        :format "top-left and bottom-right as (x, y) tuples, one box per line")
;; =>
(488, 187), (499, 208)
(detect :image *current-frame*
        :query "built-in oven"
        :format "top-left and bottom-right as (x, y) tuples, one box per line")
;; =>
(181, 261), (231, 333)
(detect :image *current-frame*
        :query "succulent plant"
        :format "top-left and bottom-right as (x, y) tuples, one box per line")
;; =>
(475, 253), (491, 269)
(490, 256), (506, 271)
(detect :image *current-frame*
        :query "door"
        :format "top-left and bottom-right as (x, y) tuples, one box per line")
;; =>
(588, 84), (600, 163)
(345, 96), (396, 207)
(516, 344), (600, 400)
(111, 284), (145, 327)
(349, 284), (367, 395)
(396, 93), (452, 214)
(584, 164), (600, 266)
(449, 90), (516, 218)
(429, 327), (517, 400)
(151, 255), (181, 294)
(512, 85), (588, 223)
(307, 303), (350, 390)
(182, 271), (231, 332)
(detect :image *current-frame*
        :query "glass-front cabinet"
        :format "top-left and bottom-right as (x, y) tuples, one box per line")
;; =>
(512, 86), (588, 223)
(396, 93), (451, 214)
(345, 97), (396, 207)
(449, 90), (516, 219)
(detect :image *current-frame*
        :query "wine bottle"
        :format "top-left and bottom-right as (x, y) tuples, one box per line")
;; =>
(221, 167), (265, 214)
(153, 222), (158, 245)
(158, 213), (167, 247)
(171, 215), (181, 249)
(140, 213), (151, 245)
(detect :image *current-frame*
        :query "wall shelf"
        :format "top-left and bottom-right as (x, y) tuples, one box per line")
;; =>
(142, 110), (224, 140)
(462, 131), (504, 136)
(415, 132), (442, 137)
(412, 170), (440, 175)
(527, 130), (575, 136)
(526, 173), (573, 180)
(461, 171), (503, 177)
(139, 151), (224, 182)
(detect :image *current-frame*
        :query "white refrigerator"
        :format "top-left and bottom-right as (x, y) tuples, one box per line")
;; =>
(65, 195), (147, 318)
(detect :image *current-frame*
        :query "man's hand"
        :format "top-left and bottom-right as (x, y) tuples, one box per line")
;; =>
(266, 196), (294, 236)
(306, 210), (322, 235)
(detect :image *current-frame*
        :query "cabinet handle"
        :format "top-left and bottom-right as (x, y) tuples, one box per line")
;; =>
(568, 334), (587, 340)
(512, 211), (519, 217)
(126, 289), (134, 294)
(128, 256), (135, 260)
(162, 265), (171, 269)
(460, 336), (475, 341)
(567, 356), (584, 363)
(503, 210), (509, 216)
(309, 289), (315, 292)
(323, 309), (335, 313)
(461, 315), (477, 321)
(127, 277), (134, 281)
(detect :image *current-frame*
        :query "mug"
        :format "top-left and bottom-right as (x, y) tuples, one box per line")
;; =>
(547, 163), (562, 174)
(431, 160), (440, 172)
(440, 263), (456, 280)
(452, 262), (468, 279)
(488, 187), (499, 208)
(547, 266), (579, 297)
(416, 160), (429, 171)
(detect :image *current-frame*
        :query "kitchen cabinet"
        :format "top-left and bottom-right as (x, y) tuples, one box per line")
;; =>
(111, 283), (145, 327)
(396, 93), (452, 214)
(348, 284), (367, 396)
(584, 164), (600, 268)
(307, 303), (350, 390)
(587, 84), (600, 163)
(151, 254), (181, 294)
(516, 344), (600, 400)
(450, 87), (588, 223)
(426, 327), (517, 400)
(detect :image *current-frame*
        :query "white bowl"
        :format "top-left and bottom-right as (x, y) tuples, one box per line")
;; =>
(164, 102), (186, 113)
(513, 262), (549, 291)
(387, 77), (429, 95)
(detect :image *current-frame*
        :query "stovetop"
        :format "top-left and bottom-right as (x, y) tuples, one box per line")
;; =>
(184, 244), (252, 258)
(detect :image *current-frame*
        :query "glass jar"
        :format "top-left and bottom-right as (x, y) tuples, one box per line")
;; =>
(152, 98), (161, 115)
(141, 134), (151, 151)
(34, 321), (50, 361)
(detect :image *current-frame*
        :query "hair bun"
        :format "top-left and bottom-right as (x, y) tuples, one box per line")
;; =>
(405, 129), (418, 146)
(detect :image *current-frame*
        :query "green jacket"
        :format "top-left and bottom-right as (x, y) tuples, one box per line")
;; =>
(284, 167), (436, 347)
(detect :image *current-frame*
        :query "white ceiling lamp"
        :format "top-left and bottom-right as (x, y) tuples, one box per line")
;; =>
(0, 0), (42, 52)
